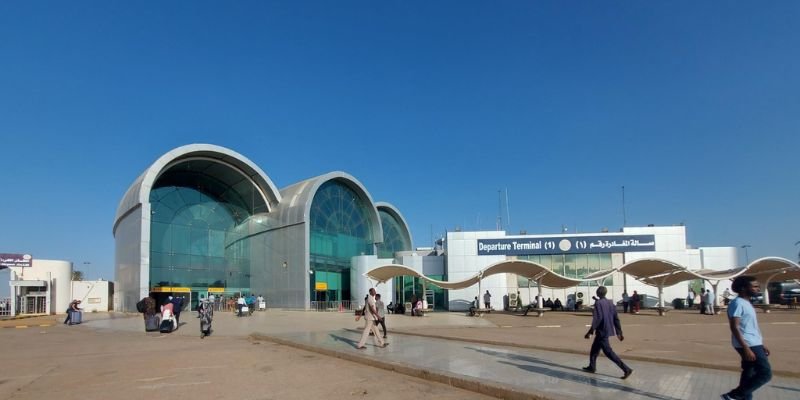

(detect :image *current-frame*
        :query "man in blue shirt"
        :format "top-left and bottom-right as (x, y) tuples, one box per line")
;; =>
(583, 286), (633, 379)
(722, 276), (772, 400)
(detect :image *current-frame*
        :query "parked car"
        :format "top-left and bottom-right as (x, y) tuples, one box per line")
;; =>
(769, 282), (800, 305)
(616, 294), (661, 308)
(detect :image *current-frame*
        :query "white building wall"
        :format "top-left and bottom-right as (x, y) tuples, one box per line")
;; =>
(446, 231), (507, 311)
(71, 280), (110, 312)
(351, 255), (393, 309)
(8, 259), (72, 314)
(443, 227), (738, 310)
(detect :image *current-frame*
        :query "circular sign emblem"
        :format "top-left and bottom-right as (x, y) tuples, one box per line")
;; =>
(558, 239), (572, 252)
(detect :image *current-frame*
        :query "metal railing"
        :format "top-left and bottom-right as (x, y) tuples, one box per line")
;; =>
(0, 297), (10, 317)
(310, 300), (354, 312)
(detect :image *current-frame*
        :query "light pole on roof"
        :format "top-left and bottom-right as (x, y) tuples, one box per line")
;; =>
(82, 261), (91, 280)
(740, 245), (751, 266)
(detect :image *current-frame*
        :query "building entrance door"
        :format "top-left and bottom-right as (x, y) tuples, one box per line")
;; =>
(23, 294), (46, 314)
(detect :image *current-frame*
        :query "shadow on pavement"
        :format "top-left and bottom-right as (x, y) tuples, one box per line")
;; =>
(329, 333), (361, 349)
(467, 346), (680, 400)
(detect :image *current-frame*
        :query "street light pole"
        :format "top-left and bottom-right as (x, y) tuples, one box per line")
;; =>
(740, 245), (751, 265)
(82, 261), (91, 280)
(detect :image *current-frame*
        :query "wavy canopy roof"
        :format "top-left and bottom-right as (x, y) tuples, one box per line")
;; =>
(365, 260), (609, 289)
(364, 257), (800, 290)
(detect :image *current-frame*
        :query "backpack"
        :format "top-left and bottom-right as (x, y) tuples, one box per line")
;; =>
(136, 299), (146, 313)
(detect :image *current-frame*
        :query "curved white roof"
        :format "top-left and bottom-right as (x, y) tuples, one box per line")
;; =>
(113, 144), (281, 235)
(375, 201), (413, 248)
(273, 171), (384, 244)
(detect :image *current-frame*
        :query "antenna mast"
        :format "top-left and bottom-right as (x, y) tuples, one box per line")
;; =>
(622, 186), (627, 227)
(496, 188), (510, 231)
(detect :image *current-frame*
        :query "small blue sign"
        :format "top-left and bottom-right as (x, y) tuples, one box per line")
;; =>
(477, 235), (655, 256)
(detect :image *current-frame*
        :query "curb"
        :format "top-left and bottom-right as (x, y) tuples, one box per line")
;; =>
(2, 324), (54, 329)
(251, 333), (552, 400)
(388, 329), (800, 379)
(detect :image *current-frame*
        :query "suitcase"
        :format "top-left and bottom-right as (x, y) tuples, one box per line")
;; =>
(145, 314), (160, 332)
(200, 318), (212, 336)
(159, 318), (174, 333)
(69, 310), (82, 325)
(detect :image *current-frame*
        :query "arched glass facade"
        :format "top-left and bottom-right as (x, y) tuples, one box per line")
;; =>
(376, 209), (412, 259)
(309, 180), (375, 302)
(149, 159), (267, 308)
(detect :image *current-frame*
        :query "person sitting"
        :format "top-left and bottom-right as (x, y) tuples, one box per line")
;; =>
(566, 297), (576, 311)
(545, 298), (554, 310)
(387, 301), (394, 314)
(414, 298), (423, 317)
(554, 298), (563, 311)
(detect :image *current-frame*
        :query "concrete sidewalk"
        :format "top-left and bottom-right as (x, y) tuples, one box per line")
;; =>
(256, 328), (800, 400)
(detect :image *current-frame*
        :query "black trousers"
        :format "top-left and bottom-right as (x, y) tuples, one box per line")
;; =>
(377, 317), (387, 337)
(589, 335), (628, 372)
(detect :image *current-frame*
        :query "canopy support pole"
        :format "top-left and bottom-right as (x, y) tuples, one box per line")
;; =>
(477, 276), (482, 309)
(710, 281), (720, 314)
(537, 279), (543, 309)
(760, 271), (785, 312)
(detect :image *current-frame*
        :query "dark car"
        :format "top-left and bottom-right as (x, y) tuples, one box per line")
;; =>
(768, 282), (800, 305)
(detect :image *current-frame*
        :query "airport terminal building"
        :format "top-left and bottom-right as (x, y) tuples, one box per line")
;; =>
(113, 144), (413, 312)
(115, 144), (743, 312)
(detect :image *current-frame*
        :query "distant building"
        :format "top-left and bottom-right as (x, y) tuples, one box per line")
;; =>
(5, 258), (72, 316)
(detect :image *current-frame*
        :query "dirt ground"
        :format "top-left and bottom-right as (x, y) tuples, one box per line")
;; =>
(392, 308), (800, 376)
(0, 323), (494, 400)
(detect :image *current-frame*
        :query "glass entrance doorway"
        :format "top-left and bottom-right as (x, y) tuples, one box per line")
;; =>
(23, 295), (46, 314)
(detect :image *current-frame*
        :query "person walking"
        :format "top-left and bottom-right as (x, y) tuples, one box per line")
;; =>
(631, 290), (640, 314)
(621, 291), (630, 314)
(721, 276), (772, 400)
(199, 295), (214, 338)
(356, 288), (386, 349)
(583, 286), (633, 379)
(687, 288), (696, 308)
(171, 296), (184, 325)
(483, 290), (492, 309)
(63, 300), (81, 325)
(375, 293), (387, 338)
(705, 288), (716, 315)
(700, 289), (707, 314)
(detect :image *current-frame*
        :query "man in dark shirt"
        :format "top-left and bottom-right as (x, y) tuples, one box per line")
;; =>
(583, 286), (633, 379)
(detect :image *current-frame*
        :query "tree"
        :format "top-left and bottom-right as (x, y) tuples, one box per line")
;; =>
(72, 270), (84, 281)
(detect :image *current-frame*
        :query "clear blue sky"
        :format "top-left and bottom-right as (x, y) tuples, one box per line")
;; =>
(1, 2), (798, 295)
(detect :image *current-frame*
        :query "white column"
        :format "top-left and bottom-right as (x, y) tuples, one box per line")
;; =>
(537, 279), (543, 309)
(710, 281), (720, 314)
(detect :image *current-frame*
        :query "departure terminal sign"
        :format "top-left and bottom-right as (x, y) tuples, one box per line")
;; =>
(477, 235), (656, 256)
